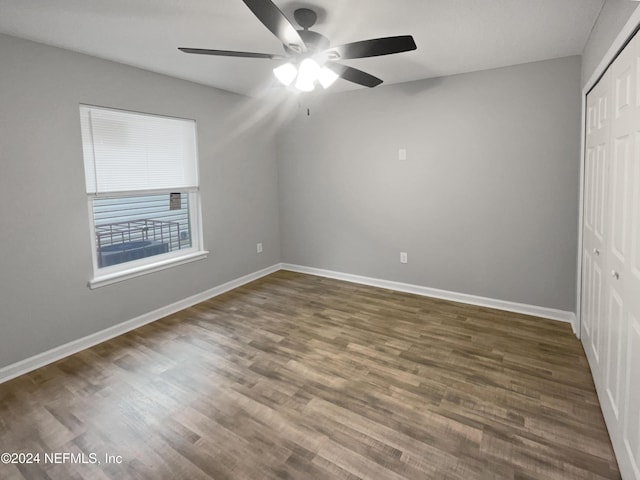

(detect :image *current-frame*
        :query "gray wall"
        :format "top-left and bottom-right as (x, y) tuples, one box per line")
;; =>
(277, 56), (582, 312)
(0, 33), (584, 371)
(0, 34), (281, 369)
(581, 0), (639, 86)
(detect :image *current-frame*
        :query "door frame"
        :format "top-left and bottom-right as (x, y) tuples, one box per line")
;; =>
(577, 7), (640, 339)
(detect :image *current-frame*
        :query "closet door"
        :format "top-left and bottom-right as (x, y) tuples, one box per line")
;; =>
(624, 101), (640, 478)
(582, 65), (610, 376)
(605, 29), (634, 432)
(619, 31), (640, 480)
(583, 28), (640, 480)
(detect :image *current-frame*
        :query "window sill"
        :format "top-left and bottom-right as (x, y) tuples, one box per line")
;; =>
(88, 251), (208, 289)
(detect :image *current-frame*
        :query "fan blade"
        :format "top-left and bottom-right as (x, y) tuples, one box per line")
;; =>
(241, 0), (306, 53)
(178, 48), (285, 59)
(327, 63), (383, 88)
(325, 35), (416, 60)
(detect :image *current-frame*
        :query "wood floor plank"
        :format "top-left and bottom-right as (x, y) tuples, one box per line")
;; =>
(0, 271), (621, 479)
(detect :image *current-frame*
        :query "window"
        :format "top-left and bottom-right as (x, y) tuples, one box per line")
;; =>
(80, 105), (206, 288)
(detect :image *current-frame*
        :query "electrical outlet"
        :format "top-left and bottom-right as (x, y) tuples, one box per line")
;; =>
(400, 252), (408, 264)
(257, 243), (263, 253)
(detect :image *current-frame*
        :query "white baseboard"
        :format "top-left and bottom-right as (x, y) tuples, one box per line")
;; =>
(0, 264), (281, 385)
(280, 263), (577, 334)
(0, 261), (578, 384)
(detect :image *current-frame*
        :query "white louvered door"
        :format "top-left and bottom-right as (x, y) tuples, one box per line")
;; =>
(583, 29), (640, 480)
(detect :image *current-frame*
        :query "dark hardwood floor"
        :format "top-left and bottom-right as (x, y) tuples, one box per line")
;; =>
(0, 270), (620, 479)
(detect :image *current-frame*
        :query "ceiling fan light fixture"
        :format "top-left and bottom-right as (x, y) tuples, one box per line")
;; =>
(179, 3), (417, 93)
(273, 62), (298, 86)
(318, 66), (339, 89)
(295, 58), (321, 91)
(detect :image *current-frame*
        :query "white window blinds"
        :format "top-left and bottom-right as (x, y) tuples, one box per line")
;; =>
(80, 105), (198, 195)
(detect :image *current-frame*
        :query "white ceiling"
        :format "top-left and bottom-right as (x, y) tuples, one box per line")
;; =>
(0, 0), (604, 97)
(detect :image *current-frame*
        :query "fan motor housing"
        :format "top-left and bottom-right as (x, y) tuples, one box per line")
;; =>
(284, 30), (329, 55)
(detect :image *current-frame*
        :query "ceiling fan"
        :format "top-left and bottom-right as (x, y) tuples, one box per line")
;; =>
(178, 0), (417, 91)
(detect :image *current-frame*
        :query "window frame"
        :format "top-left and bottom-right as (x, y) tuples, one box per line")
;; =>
(80, 105), (207, 289)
